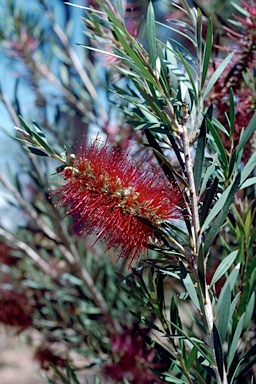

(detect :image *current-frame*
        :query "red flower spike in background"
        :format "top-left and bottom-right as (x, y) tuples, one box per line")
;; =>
(103, 324), (167, 383)
(54, 138), (184, 263)
(0, 288), (34, 329)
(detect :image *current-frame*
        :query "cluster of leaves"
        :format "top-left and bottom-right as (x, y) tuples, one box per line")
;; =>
(0, 0), (255, 383)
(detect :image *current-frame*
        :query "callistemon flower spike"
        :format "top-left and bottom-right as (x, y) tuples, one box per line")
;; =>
(54, 138), (184, 263)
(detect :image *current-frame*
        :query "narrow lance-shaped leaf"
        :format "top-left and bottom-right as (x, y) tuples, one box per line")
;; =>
(200, 177), (218, 226)
(210, 250), (238, 287)
(207, 118), (229, 173)
(116, 0), (124, 20)
(196, 8), (203, 59)
(213, 324), (224, 380)
(197, 244), (206, 297)
(216, 283), (231, 343)
(200, 154), (217, 196)
(240, 151), (256, 184)
(202, 173), (240, 232)
(204, 174), (240, 253)
(201, 17), (213, 88)
(243, 292), (255, 330)
(147, 2), (157, 70)
(235, 344), (256, 380)
(237, 111), (256, 154)
(179, 262), (200, 310)
(18, 115), (32, 135)
(193, 106), (211, 193)
(229, 88), (235, 137)
(185, 345), (198, 370)
(227, 313), (245, 371)
(26, 147), (49, 157)
(203, 52), (234, 101)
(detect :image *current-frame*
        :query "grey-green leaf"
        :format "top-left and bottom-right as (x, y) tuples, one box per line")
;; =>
(147, 2), (157, 70)
(179, 262), (200, 310)
(203, 53), (234, 101)
(216, 283), (231, 343)
(204, 175), (240, 252)
(237, 111), (256, 154)
(227, 313), (245, 371)
(243, 292), (255, 330)
(201, 17), (213, 88)
(193, 115), (207, 193)
(210, 250), (238, 287)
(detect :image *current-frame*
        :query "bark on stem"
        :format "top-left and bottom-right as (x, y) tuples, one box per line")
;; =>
(180, 121), (201, 255)
(181, 112), (228, 383)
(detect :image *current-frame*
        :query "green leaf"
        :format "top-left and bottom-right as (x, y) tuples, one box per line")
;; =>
(193, 115), (207, 193)
(186, 346), (198, 370)
(213, 324), (224, 380)
(204, 175), (240, 252)
(156, 20), (196, 47)
(197, 244), (206, 297)
(203, 53), (234, 101)
(18, 115), (32, 135)
(207, 118), (228, 172)
(240, 151), (256, 184)
(235, 344), (256, 379)
(139, 332), (175, 362)
(227, 313), (245, 371)
(151, 147), (189, 188)
(116, 0), (124, 20)
(152, 373), (188, 383)
(243, 292), (255, 330)
(201, 17), (213, 88)
(156, 272), (165, 313)
(237, 111), (256, 154)
(229, 358), (245, 384)
(179, 262), (200, 310)
(216, 283), (231, 343)
(228, 149), (237, 179)
(229, 89), (235, 136)
(66, 365), (80, 384)
(212, 117), (229, 136)
(240, 177), (256, 189)
(216, 264), (240, 316)
(112, 25), (160, 90)
(166, 320), (211, 363)
(27, 147), (49, 157)
(229, 292), (241, 324)
(147, 2), (156, 70)
(144, 130), (177, 184)
(129, 311), (163, 332)
(200, 177), (218, 226)
(176, 51), (198, 105)
(170, 296), (182, 333)
(200, 154), (217, 196)
(202, 175), (239, 231)
(210, 250), (238, 287)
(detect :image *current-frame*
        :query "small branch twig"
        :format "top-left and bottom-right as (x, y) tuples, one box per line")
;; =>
(0, 228), (57, 278)
(0, 91), (20, 128)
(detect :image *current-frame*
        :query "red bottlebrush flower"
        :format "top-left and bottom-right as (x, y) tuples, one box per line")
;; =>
(103, 324), (167, 383)
(54, 139), (183, 262)
(0, 288), (33, 329)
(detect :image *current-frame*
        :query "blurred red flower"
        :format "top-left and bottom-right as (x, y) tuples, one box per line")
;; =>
(54, 139), (183, 262)
(103, 325), (167, 383)
(0, 288), (33, 329)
